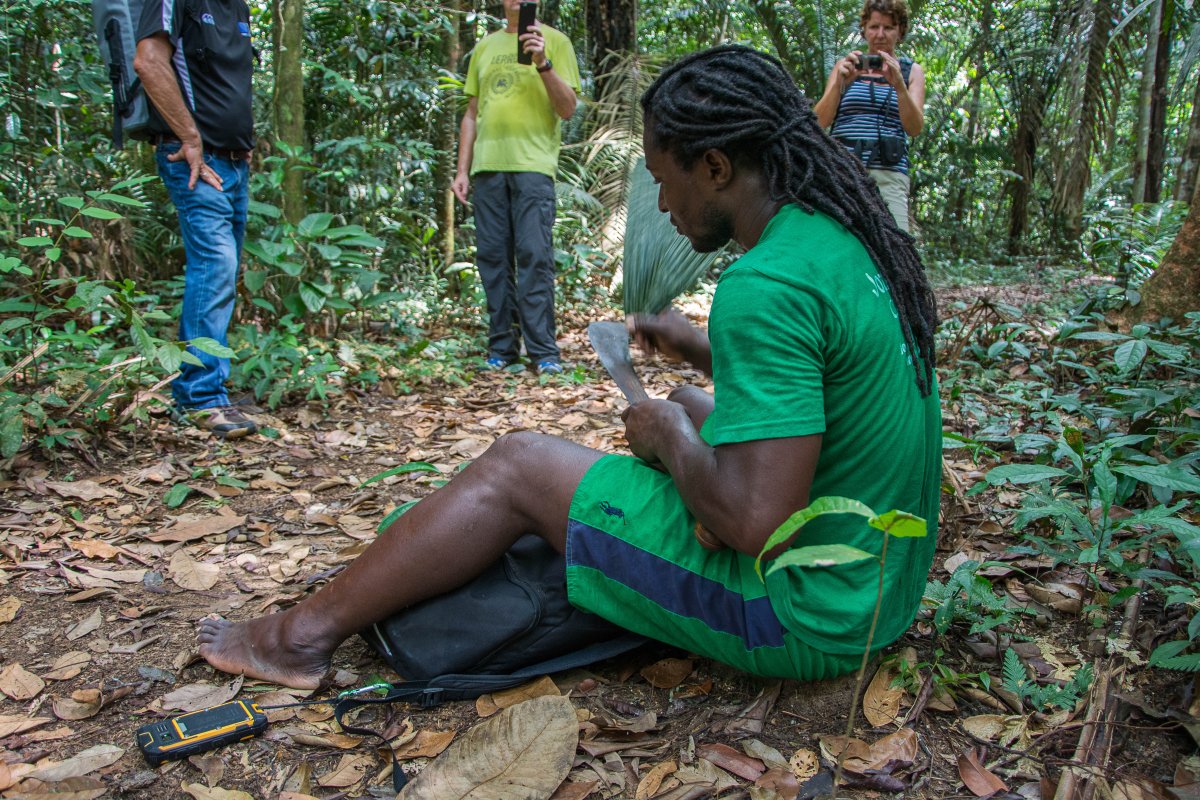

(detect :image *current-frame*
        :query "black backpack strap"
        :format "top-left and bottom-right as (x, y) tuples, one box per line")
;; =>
(900, 56), (914, 87)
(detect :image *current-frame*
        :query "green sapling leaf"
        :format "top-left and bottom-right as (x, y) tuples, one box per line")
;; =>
(868, 510), (927, 538)
(754, 496), (875, 580)
(357, 462), (440, 489)
(764, 544), (876, 577)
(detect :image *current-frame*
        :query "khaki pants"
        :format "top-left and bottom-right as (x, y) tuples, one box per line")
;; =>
(868, 169), (911, 233)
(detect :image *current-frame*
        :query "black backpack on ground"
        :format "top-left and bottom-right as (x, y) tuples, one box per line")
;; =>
(358, 533), (646, 703)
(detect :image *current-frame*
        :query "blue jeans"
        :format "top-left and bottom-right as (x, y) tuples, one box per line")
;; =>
(472, 172), (559, 363)
(156, 144), (249, 410)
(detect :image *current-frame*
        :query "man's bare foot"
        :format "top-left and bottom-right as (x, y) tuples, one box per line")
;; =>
(197, 614), (334, 690)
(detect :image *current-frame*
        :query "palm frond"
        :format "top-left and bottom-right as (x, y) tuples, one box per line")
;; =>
(621, 158), (722, 315)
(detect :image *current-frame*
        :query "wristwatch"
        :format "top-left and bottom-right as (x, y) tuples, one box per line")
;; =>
(536, 59), (553, 73)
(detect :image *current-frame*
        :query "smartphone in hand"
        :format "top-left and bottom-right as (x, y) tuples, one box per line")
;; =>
(517, 1), (537, 65)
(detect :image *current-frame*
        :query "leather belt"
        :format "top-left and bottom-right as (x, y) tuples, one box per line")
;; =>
(154, 133), (251, 162)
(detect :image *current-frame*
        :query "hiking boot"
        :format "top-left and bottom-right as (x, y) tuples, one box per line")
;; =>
(188, 404), (258, 439)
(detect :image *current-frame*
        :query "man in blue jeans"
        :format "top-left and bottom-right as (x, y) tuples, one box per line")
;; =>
(133, 0), (257, 438)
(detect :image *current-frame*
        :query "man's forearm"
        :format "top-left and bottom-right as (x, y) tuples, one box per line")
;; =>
(539, 69), (577, 120)
(456, 109), (476, 176)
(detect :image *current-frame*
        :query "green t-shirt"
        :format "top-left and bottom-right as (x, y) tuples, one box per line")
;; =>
(464, 25), (581, 178)
(699, 204), (942, 655)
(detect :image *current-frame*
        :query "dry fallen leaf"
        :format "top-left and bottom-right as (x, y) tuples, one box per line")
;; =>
(43, 651), (92, 681)
(958, 749), (1009, 797)
(399, 695), (579, 800)
(181, 783), (256, 800)
(44, 480), (119, 501)
(316, 754), (374, 789)
(160, 677), (244, 713)
(755, 767), (801, 800)
(65, 608), (103, 641)
(393, 730), (456, 760)
(0, 595), (21, 623)
(25, 744), (124, 782)
(52, 689), (103, 721)
(149, 510), (246, 543)
(863, 660), (905, 727)
(0, 714), (52, 738)
(635, 760), (678, 800)
(640, 658), (694, 689)
(476, 675), (561, 717)
(169, 550), (221, 591)
(789, 748), (819, 781)
(0, 662), (45, 700)
(697, 742), (765, 781)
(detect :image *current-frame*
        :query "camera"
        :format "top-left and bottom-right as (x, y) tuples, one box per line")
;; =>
(858, 53), (883, 71)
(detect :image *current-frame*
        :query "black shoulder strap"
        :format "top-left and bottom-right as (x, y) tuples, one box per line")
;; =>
(900, 56), (914, 87)
(332, 633), (645, 793)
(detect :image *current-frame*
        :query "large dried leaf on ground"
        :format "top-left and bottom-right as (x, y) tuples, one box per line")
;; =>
(0, 596), (21, 622)
(863, 659), (906, 727)
(43, 651), (92, 681)
(393, 730), (456, 759)
(52, 689), (102, 720)
(149, 510), (245, 543)
(181, 783), (256, 800)
(0, 715), (52, 738)
(399, 695), (579, 800)
(0, 663), (45, 700)
(160, 677), (243, 712)
(65, 609), (102, 641)
(316, 754), (374, 789)
(24, 744), (123, 781)
(44, 480), (119, 501)
(958, 749), (1008, 796)
(697, 742), (765, 780)
(169, 550), (220, 590)
(635, 760), (677, 799)
(755, 767), (800, 800)
(820, 728), (918, 775)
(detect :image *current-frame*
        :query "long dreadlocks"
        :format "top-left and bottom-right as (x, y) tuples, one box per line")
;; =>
(641, 44), (938, 397)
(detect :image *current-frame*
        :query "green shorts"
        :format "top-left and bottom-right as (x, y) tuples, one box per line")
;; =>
(565, 455), (861, 681)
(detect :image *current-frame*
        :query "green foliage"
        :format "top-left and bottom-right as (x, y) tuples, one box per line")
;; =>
(1085, 201), (1188, 306)
(1002, 648), (1094, 713)
(754, 495), (927, 581)
(923, 560), (1023, 636)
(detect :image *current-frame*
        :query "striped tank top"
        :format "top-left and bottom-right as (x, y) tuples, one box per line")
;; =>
(830, 57), (913, 175)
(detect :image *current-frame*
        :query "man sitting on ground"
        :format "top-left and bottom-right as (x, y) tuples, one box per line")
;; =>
(197, 45), (942, 689)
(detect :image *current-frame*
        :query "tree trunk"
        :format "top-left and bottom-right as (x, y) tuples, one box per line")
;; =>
(1006, 90), (1047, 254)
(1131, 0), (1162, 204)
(1144, 0), (1172, 202)
(435, 0), (464, 295)
(948, 0), (992, 249)
(1122, 180), (1200, 323)
(1051, 0), (1113, 241)
(272, 0), (305, 226)
(1175, 74), (1200, 201)
(586, 0), (637, 98)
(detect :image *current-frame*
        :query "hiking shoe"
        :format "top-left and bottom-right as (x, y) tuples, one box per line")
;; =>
(483, 356), (513, 371)
(188, 404), (258, 439)
(536, 359), (564, 375)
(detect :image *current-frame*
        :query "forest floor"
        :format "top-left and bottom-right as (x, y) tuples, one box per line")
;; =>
(0, 280), (1196, 800)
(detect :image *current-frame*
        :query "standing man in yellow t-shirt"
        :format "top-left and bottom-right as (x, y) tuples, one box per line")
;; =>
(451, 0), (581, 375)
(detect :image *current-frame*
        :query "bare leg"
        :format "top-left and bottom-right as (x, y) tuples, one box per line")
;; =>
(198, 432), (605, 688)
(668, 385), (714, 430)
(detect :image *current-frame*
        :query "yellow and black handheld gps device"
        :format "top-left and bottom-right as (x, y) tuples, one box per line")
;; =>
(136, 700), (268, 766)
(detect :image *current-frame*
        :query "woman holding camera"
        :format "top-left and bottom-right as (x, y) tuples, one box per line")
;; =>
(814, 0), (925, 232)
